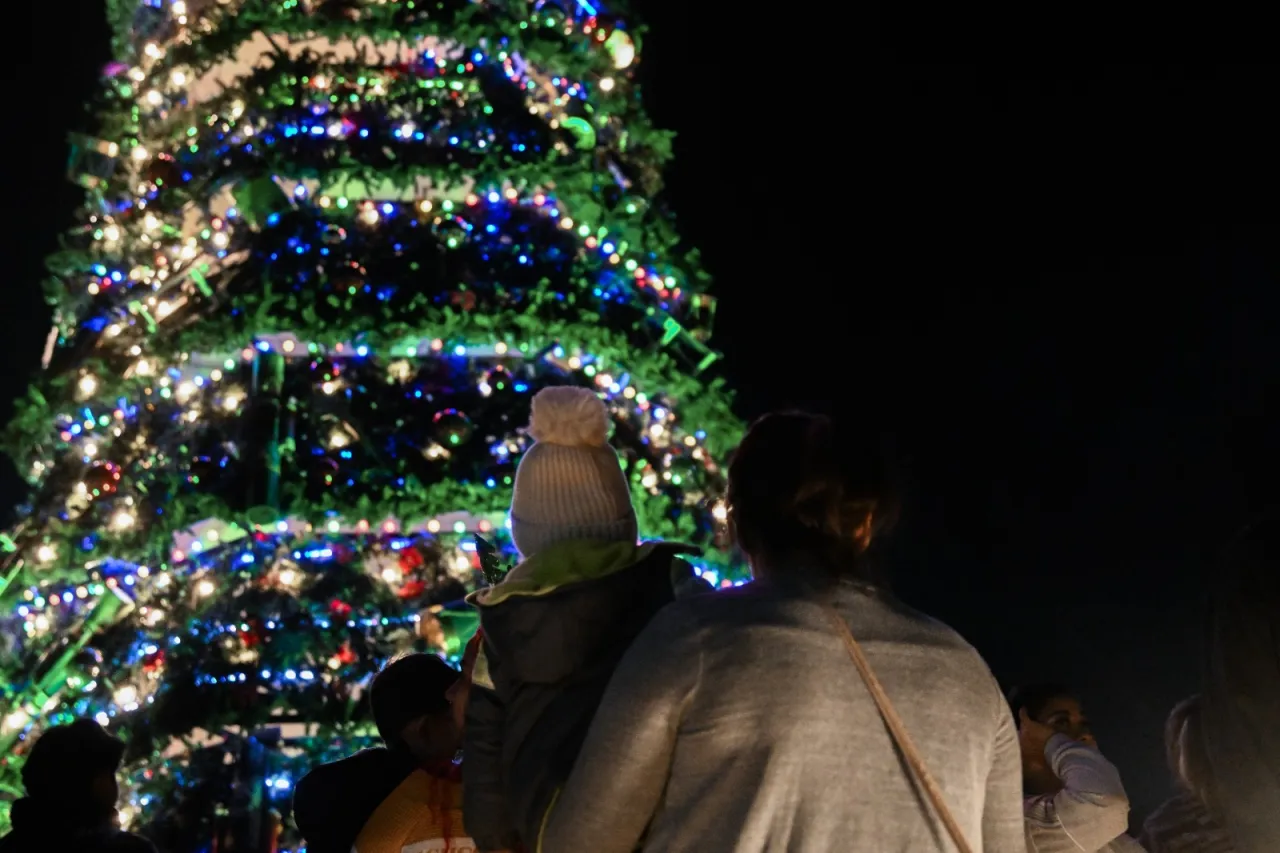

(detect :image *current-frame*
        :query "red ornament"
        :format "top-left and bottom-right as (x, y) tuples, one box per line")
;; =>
(398, 579), (426, 599)
(398, 547), (424, 572)
(239, 622), (262, 648)
(83, 462), (123, 498)
(336, 642), (358, 665)
(329, 598), (353, 617)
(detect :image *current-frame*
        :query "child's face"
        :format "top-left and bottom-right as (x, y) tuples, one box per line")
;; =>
(400, 711), (461, 764)
(445, 638), (480, 733)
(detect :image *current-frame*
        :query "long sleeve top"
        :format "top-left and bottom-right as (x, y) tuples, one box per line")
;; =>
(1139, 792), (1236, 853)
(537, 578), (1027, 853)
(1024, 734), (1146, 852)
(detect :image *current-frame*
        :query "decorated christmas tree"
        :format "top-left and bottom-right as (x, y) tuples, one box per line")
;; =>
(0, 0), (739, 848)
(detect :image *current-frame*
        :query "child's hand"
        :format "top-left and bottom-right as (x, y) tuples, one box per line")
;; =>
(1018, 708), (1058, 759)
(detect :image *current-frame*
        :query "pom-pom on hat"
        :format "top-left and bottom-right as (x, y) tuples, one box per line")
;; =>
(510, 386), (637, 559)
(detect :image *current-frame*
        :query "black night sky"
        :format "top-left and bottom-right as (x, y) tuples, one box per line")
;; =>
(11, 1), (1280, 828)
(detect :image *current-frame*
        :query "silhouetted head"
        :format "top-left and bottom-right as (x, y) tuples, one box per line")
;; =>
(371, 653), (461, 765)
(21, 719), (126, 813)
(726, 411), (895, 586)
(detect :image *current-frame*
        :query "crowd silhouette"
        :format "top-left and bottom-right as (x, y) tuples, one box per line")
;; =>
(4, 389), (1277, 853)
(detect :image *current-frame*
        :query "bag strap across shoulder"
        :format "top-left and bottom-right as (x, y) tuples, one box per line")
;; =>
(822, 604), (976, 853)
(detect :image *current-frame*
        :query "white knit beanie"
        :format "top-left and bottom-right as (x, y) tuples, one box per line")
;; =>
(510, 386), (638, 560)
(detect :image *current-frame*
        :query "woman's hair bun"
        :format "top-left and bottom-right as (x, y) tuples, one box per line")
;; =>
(727, 410), (895, 579)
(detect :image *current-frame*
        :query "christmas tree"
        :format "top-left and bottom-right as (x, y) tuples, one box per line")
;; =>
(0, 1), (739, 848)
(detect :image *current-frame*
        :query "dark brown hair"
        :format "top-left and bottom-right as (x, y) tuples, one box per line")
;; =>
(1007, 683), (1076, 726)
(371, 653), (458, 750)
(726, 411), (895, 584)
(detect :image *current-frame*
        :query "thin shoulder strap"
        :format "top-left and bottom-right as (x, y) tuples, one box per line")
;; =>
(823, 605), (976, 853)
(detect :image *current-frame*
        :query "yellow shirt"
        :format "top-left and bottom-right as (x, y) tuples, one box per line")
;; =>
(353, 768), (476, 853)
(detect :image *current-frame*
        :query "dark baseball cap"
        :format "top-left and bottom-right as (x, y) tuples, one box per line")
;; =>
(21, 719), (126, 797)
(370, 654), (459, 749)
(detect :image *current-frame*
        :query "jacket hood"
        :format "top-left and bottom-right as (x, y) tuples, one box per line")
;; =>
(470, 540), (700, 686)
(467, 539), (699, 607)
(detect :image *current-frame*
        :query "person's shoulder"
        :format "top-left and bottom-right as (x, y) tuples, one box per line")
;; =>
(297, 747), (411, 801)
(654, 582), (793, 639)
(1142, 792), (1224, 843)
(857, 589), (988, 656)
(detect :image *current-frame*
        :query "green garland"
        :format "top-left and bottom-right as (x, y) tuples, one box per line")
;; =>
(1, 305), (740, 591)
(107, 0), (637, 91)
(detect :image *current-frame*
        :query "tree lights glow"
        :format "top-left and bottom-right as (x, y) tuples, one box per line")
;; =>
(1, 0), (737, 846)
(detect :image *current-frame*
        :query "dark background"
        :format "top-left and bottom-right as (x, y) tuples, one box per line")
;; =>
(12, 0), (1280, 829)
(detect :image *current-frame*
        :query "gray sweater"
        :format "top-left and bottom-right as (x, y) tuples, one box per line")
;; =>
(538, 579), (1027, 853)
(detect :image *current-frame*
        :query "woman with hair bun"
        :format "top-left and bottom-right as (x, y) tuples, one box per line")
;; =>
(537, 411), (1026, 853)
(1140, 694), (1237, 852)
(1197, 514), (1280, 851)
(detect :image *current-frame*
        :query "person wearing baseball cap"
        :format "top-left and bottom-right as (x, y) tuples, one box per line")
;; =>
(294, 646), (485, 853)
(0, 718), (157, 852)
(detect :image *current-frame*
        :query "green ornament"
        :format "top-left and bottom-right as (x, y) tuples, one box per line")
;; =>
(232, 176), (291, 228)
(245, 506), (279, 528)
(473, 533), (510, 586)
(432, 409), (474, 447)
(561, 117), (597, 151)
